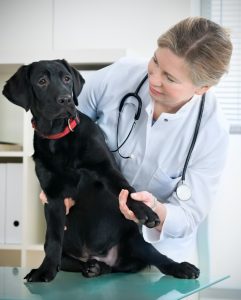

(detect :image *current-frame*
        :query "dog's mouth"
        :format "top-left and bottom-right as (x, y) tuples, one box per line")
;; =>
(54, 106), (77, 120)
(57, 112), (73, 119)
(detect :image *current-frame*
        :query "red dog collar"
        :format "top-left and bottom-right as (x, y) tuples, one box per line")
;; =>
(32, 116), (80, 140)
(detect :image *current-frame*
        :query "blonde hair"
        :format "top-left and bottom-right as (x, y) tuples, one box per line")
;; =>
(157, 17), (233, 86)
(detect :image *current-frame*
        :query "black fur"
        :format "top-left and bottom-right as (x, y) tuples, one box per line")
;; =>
(2, 59), (200, 282)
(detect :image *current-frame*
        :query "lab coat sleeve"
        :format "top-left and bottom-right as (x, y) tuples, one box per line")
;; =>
(143, 118), (230, 242)
(77, 66), (111, 121)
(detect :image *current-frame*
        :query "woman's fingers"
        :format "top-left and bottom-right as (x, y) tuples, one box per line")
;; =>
(64, 198), (75, 215)
(119, 189), (138, 223)
(39, 191), (48, 204)
(131, 191), (152, 201)
(39, 191), (75, 215)
(130, 191), (156, 209)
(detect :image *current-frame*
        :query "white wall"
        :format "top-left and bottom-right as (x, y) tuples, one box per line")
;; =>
(0, 0), (52, 51)
(0, 0), (194, 59)
(208, 135), (241, 290)
(53, 0), (193, 58)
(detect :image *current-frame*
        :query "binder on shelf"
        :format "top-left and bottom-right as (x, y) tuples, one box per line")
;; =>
(5, 163), (23, 244)
(0, 164), (6, 244)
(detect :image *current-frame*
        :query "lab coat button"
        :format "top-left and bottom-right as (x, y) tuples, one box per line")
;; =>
(130, 154), (135, 159)
(164, 118), (168, 122)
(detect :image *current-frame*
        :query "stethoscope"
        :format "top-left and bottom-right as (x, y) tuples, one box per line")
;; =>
(111, 74), (206, 201)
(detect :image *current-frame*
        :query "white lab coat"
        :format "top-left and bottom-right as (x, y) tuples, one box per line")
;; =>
(78, 57), (229, 263)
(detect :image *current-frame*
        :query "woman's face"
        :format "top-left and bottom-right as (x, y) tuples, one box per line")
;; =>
(148, 47), (206, 110)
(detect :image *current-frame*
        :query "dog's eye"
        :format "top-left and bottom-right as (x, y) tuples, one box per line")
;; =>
(38, 78), (47, 86)
(64, 75), (71, 83)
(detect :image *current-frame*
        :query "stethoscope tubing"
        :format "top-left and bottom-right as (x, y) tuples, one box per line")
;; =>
(181, 93), (206, 181)
(112, 74), (148, 158)
(112, 73), (206, 201)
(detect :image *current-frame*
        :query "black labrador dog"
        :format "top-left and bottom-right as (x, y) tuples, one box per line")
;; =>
(2, 60), (200, 282)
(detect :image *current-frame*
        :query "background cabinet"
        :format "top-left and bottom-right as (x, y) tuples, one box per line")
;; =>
(2, 163), (23, 245)
(0, 67), (45, 266)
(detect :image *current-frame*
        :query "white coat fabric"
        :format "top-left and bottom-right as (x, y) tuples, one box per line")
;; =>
(78, 57), (229, 263)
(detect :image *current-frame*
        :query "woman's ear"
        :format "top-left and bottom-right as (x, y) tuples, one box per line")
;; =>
(195, 85), (210, 96)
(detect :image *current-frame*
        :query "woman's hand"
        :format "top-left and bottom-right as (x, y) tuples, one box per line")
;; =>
(119, 189), (139, 223)
(118, 189), (166, 231)
(39, 191), (75, 215)
(39, 191), (75, 231)
(119, 190), (157, 221)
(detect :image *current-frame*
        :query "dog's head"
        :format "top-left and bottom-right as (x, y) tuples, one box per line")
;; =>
(2, 59), (85, 121)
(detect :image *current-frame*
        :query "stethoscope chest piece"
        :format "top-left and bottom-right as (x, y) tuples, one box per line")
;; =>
(176, 181), (191, 201)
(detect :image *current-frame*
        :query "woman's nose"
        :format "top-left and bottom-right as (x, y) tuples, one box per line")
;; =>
(150, 74), (163, 87)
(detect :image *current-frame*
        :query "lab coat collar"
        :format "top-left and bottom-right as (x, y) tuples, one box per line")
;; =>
(145, 94), (201, 121)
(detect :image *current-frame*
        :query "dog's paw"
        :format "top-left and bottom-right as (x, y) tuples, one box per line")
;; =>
(24, 266), (59, 282)
(82, 259), (111, 278)
(127, 200), (160, 228)
(161, 261), (200, 279)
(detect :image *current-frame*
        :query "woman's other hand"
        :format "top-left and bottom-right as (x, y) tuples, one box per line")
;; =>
(39, 191), (75, 215)
(118, 189), (166, 231)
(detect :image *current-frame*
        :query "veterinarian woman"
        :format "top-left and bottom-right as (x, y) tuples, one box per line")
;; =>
(76, 17), (233, 264)
(43, 17), (233, 264)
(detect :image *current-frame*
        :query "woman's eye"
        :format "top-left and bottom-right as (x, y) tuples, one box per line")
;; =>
(64, 75), (71, 83)
(38, 78), (47, 86)
(167, 75), (175, 83)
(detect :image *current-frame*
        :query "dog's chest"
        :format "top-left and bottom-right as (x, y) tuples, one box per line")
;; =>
(48, 140), (70, 155)
(49, 140), (57, 153)
(46, 140), (76, 161)
(39, 139), (80, 172)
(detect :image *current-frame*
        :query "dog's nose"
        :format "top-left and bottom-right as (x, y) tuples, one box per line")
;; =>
(57, 95), (72, 106)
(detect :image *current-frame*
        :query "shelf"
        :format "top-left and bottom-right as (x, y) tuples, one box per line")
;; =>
(0, 244), (44, 251)
(0, 64), (22, 74)
(0, 151), (24, 157)
(25, 246), (44, 268)
(26, 244), (44, 251)
(0, 244), (22, 250)
(0, 249), (21, 267)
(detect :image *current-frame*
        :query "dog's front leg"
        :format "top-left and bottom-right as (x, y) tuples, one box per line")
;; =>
(25, 198), (66, 282)
(98, 166), (160, 228)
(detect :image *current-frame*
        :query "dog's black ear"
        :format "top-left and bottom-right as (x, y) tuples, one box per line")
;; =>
(60, 59), (85, 106)
(2, 65), (33, 111)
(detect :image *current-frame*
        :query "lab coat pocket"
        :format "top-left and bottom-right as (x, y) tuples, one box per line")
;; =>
(147, 168), (181, 200)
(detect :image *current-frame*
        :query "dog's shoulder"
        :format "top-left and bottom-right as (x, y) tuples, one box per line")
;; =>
(77, 110), (105, 139)
(76, 110), (116, 162)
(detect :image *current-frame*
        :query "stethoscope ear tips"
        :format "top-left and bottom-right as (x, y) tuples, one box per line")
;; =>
(176, 181), (192, 201)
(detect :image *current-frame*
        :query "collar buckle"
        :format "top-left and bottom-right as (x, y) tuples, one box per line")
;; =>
(68, 118), (75, 132)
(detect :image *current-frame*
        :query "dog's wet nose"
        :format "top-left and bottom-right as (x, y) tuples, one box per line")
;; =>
(57, 95), (72, 106)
